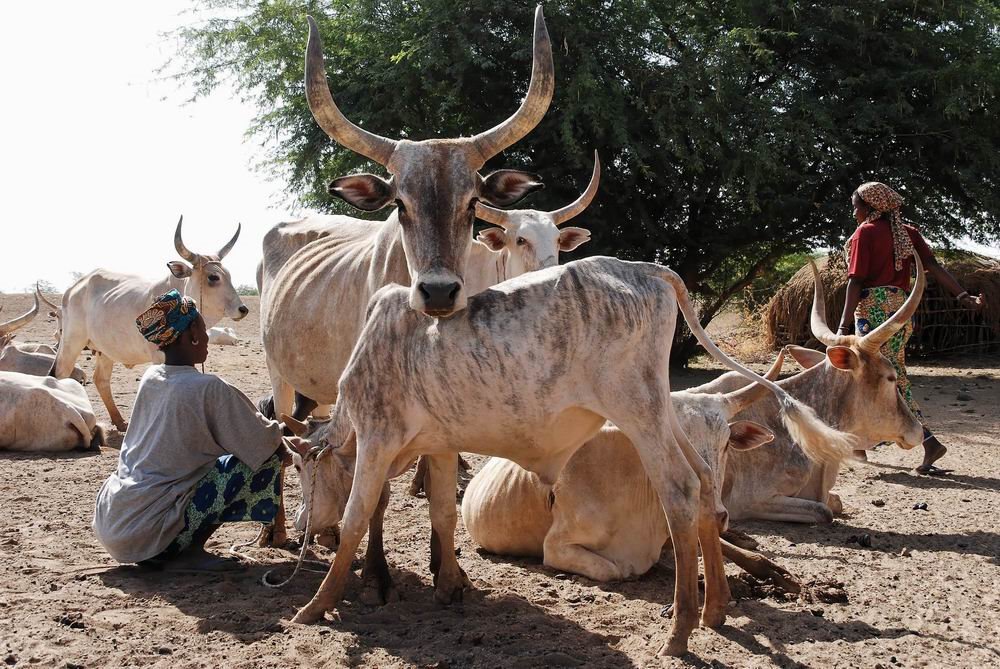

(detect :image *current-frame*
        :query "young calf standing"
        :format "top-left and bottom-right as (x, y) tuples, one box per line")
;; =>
(288, 256), (854, 656)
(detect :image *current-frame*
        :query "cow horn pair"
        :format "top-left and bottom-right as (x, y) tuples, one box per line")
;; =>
(174, 215), (241, 263)
(0, 289), (40, 336)
(305, 5), (554, 166)
(809, 252), (925, 355)
(475, 151), (601, 228)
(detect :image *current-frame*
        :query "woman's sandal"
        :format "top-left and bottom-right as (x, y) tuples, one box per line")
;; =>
(915, 464), (953, 476)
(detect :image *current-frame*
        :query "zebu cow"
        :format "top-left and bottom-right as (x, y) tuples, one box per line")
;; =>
(284, 257), (854, 656)
(0, 372), (105, 452)
(460, 354), (796, 589)
(208, 326), (241, 346)
(50, 218), (247, 431)
(260, 6), (555, 426)
(0, 293), (86, 383)
(695, 255), (926, 524)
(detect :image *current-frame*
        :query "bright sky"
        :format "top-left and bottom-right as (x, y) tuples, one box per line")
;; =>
(0, 2), (994, 293)
(0, 1), (305, 292)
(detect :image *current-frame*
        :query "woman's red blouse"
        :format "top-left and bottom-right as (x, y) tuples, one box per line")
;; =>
(847, 220), (935, 291)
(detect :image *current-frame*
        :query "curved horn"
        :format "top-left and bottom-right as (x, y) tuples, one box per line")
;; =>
(305, 16), (397, 166)
(809, 258), (851, 348)
(0, 290), (39, 336)
(173, 215), (198, 263)
(550, 151), (601, 225)
(217, 223), (241, 259)
(472, 5), (555, 161)
(36, 283), (60, 312)
(858, 251), (925, 354)
(723, 349), (786, 417)
(474, 202), (513, 228)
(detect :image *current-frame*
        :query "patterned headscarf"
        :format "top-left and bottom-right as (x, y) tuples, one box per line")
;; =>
(848, 181), (913, 272)
(136, 289), (200, 349)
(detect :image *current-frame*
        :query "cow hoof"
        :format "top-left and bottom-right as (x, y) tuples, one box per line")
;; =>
(256, 525), (289, 549)
(660, 638), (689, 657)
(360, 580), (399, 606)
(702, 607), (727, 628)
(827, 493), (844, 516)
(290, 607), (324, 625)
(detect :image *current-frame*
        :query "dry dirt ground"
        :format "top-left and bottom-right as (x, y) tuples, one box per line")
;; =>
(1, 294), (998, 668)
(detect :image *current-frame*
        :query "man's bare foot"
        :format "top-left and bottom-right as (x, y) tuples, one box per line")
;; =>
(916, 436), (948, 475)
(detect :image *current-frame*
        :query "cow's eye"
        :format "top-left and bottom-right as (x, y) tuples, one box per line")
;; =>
(516, 237), (527, 246)
(887, 375), (897, 383)
(208, 274), (220, 283)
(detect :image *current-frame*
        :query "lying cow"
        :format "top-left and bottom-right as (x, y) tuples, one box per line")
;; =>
(284, 256), (854, 656)
(0, 371), (105, 452)
(0, 293), (86, 383)
(695, 255), (926, 524)
(461, 353), (798, 590)
(208, 326), (241, 346)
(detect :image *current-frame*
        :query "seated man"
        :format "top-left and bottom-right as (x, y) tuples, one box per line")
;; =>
(93, 290), (298, 571)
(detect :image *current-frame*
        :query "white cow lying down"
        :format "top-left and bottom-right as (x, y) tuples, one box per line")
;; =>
(461, 353), (798, 589)
(0, 371), (105, 452)
(208, 326), (241, 346)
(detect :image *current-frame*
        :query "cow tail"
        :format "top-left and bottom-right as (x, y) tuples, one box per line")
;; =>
(651, 265), (856, 464)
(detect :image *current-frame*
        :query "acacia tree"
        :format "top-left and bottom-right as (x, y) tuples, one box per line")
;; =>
(167, 0), (999, 364)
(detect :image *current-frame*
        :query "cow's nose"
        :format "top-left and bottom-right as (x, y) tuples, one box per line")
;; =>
(238, 305), (249, 316)
(417, 281), (461, 314)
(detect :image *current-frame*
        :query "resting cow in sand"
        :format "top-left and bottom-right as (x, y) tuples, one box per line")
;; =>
(0, 291), (86, 383)
(460, 354), (797, 591)
(92, 291), (304, 572)
(51, 218), (247, 431)
(284, 256), (854, 656)
(696, 254), (927, 524)
(0, 371), (104, 452)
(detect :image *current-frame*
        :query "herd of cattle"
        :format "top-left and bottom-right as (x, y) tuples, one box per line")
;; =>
(0, 6), (931, 656)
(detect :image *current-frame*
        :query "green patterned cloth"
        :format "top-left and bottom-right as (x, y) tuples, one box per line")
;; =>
(855, 286), (927, 434)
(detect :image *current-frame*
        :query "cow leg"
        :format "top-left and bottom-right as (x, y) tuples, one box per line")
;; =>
(93, 353), (127, 432)
(292, 391), (319, 422)
(610, 411), (701, 657)
(720, 540), (800, 594)
(359, 481), (397, 604)
(408, 455), (429, 497)
(258, 368), (295, 548)
(543, 536), (624, 582)
(426, 452), (471, 603)
(49, 317), (87, 380)
(667, 414), (730, 630)
(750, 496), (834, 524)
(292, 434), (397, 624)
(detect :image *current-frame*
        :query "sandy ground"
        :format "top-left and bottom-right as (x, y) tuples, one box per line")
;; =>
(1, 294), (998, 668)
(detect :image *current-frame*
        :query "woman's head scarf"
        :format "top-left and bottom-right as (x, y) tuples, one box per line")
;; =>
(136, 289), (200, 349)
(849, 181), (914, 272)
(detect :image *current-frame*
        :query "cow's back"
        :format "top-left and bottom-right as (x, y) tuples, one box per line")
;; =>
(262, 217), (409, 404)
(0, 372), (94, 451)
(462, 457), (553, 558)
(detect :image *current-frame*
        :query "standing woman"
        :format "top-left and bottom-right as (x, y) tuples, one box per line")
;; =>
(837, 182), (984, 474)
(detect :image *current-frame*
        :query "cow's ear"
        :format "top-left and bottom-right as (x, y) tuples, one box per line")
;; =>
(167, 261), (192, 279)
(728, 421), (774, 450)
(477, 227), (507, 251)
(480, 170), (544, 207)
(280, 413), (309, 437)
(329, 174), (395, 211)
(826, 346), (860, 371)
(786, 344), (826, 369)
(558, 227), (591, 252)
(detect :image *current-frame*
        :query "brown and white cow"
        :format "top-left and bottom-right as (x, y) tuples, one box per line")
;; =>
(260, 6), (556, 428)
(0, 292), (86, 383)
(50, 217), (247, 430)
(460, 354), (794, 588)
(283, 256), (854, 656)
(0, 371), (105, 452)
(693, 254), (926, 524)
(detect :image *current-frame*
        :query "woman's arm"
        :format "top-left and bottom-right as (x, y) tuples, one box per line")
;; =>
(926, 257), (985, 310)
(837, 277), (866, 335)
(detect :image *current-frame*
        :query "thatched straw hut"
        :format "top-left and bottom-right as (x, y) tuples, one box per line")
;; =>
(765, 251), (1000, 357)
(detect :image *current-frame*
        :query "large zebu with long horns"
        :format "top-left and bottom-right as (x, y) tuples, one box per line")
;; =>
(282, 256), (855, 656)
(49, 218), (246, 431)
(260, 6), (556, 432)
(701, 254), (927, 523)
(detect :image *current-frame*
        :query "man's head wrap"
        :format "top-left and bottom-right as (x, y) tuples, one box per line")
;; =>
(849, 181), (914, 272)
(136, 289), (200, 349)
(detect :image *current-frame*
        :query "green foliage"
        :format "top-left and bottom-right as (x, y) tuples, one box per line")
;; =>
(166, 0), (1000, 363)
(235, 284), (259, 296)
